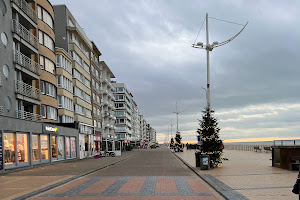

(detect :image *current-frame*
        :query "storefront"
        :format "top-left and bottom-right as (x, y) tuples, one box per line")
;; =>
(42, 124), (78, 163)
(0, 116), (79, 173)
(78, 123), (94, 159)
(94, 128), (101, 152)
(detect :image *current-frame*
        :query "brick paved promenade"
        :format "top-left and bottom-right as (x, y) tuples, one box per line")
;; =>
(1, 146), (223, 200)
(176, 148), (299, 200)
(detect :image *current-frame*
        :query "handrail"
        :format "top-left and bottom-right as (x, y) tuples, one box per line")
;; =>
(11, 0), (38, 24)
(13, 50), (40, 75)
(12, 19), (39, 49)
(16, 110), (42, 122)
(15, 80), (41, 100)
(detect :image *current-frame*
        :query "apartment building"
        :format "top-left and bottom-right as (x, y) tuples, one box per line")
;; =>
(53, 5), (94, 159)
(131, 100), (141, 146)
(0, 0), (79, 172)
(149, 127), (156, 143)
(100, 61), (117, 151)
(112, 82), (133, 146)
(55, 47), (74, 123)
(37, 0), (58, 123)
(90, 42), (102, 151)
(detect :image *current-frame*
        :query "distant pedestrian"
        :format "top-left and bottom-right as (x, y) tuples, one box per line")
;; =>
(186, 143), (189, 150)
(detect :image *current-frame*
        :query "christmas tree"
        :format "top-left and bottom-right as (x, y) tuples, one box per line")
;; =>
(197, 106), (223, 167)
(174, 132), (183, 152)
(170, 138), (174, 149)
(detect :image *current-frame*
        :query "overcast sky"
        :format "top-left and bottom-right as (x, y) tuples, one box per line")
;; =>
(50, 0), (300, 143)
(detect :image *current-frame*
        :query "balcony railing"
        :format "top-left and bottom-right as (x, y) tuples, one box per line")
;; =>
(11, 0), (38, 24)
(0, 106), (3, 116)
(0, 73), (2, 86)
(15, 80), (41, 100)
(13, 50), (40, 75)
(12, 19), (39, 50)
(16, 110), (42, 122)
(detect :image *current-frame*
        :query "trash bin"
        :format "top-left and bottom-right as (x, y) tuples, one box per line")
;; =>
(200, 155), (210, 170)
(195, 151), (201, 167)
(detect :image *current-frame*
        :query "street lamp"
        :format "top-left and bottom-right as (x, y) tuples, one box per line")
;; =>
(192, 13), (248, 109)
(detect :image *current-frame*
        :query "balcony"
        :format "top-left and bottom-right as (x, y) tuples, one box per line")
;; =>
(0, 106), (3, 116)
(11, 0), (38, 26)
(100, 77), (108, 84)
(12, 19), (39, 52)
(0, 73), (2, 86)
(15, 80), (41, 102)
(13, 50), (40, 77)
(115, 127), (130, 133)
(16, 110), (42, 122)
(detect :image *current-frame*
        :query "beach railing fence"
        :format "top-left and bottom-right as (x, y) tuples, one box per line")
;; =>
(224, 144), (272, 152)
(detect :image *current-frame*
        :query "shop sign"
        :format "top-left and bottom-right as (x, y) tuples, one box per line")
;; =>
(0, 131), (3, 170)
(79, 124), (93, 135)
(45, 126), (58, 132)
(43, 124), (59, 133)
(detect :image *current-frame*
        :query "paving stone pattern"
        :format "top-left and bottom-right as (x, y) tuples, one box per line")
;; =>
(38, 176), (215, 198)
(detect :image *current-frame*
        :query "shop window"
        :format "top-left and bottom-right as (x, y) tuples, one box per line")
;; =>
(4, 133), (16, 165)
(51, 136), (57, 159)
(66, 137), (70, 158)
(41, 135), (49, 160)
(17, 134), (28, 163)
(32, 135), (40, 161)
(70, 137), (76, 158)
(58, 136), (64, 160)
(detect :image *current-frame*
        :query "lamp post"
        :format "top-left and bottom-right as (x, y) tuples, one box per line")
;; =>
(192, 13), (248, 109)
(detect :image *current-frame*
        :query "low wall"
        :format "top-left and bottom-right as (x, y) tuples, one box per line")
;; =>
(224, 144), (272, 152)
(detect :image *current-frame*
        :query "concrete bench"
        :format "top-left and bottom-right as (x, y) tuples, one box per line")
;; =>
(254, 146), (261, 152)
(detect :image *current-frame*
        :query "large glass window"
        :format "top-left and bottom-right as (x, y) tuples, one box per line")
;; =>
(38, 31), (54, 51)
(41, 135), (49, 160)
(58, 136), (65, 160)
(66, 137), (70, 158)
(70, 137), (76, 158)
(47, 106), (57, 120)
(17, 134), (28, 163)
(4, 133), (16, 165)
(37, 5), (53, 29)
(51, 136), (57, 159)
(32, 135), (40, 161)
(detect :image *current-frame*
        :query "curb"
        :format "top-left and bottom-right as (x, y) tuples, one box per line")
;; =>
(14, 152), (141, 200)
(172, 151), (249, 200)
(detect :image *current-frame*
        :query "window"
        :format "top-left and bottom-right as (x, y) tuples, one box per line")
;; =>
(37, 5), (53, 29)
(93, 93), (95, 101)
(3, 133), (16, 165)
(70, 137), (76, 157)
(47, 106), (57, 120)
(58, 96), (73, 111)
(45, 82), (56, 98)
(74, 104), (83, 115)
(71, 51), (82, 65)
(68, 18), (74, 27)
(58, 115), (74, 123)
(58, 136), (64, 160)
(40, 55), (55, 74)
(56, 55), (72, 74)
(57, 75), (73, 93)
(42, 105), (46, 118)
(32, 135), (40, 161)
(38, 31), (54, 51)
(97, 96), (100, 103)
(51, 136), (57, 159)
(85, 109), (92, 118)
(83, 62), (89, 73)
(94, 120), (96, 127)
(41, 135), (49, 160)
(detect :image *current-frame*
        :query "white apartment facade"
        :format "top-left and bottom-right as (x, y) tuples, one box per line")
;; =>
(112, 82), (133, 145)
(100, 61), (117, 151)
